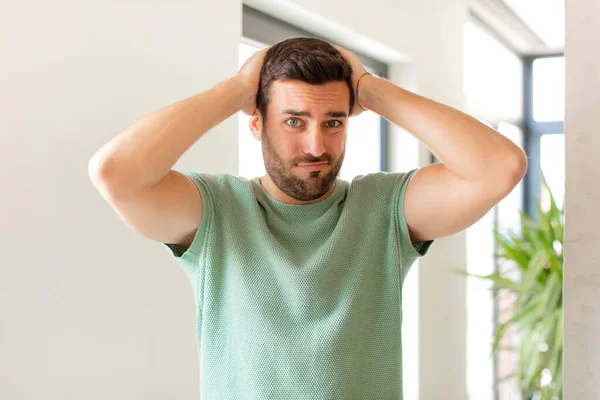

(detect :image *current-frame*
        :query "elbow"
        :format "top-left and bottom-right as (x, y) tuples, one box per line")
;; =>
(500, 150), (528, 193)
(88, 152), (106, 186)
(88, 152), (121, 196)
(510, 149), (528, 182)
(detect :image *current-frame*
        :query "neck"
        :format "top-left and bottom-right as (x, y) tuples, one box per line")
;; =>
(259, 175), (336, 205)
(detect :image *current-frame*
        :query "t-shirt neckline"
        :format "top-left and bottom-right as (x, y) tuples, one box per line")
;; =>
(250, 176), (347, 215)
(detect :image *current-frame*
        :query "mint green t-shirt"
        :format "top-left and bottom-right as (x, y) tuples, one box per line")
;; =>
(164, 169), (433, 400)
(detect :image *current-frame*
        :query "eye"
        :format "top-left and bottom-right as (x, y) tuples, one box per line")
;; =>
(285, 118), (303, 128)
(326, 120), (342, 128)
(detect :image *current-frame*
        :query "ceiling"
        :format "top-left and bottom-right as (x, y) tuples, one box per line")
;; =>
(470, 0), (565, 56)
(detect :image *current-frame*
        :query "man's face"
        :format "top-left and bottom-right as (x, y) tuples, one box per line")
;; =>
(257, 80), (350, 201)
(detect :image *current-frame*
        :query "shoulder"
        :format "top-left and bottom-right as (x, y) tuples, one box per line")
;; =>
(179, 172), (251, 191)
(348, 170), (417, 195)
(182, 172), (256, 209)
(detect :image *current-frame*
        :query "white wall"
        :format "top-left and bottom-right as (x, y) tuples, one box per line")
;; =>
(1, 0), (469, 398)
(564, 0), (600, 397)
(1, 1), (240, 398)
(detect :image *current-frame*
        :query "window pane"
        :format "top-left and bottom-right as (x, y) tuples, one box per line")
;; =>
(540, 133), (565, 211)
(533, 57), (565, 122)
(463, 22), (523, 123)
(466, 123), (525, 400)
(339, 107), (381, 180)
(239, 42), (266, 179)
(466, 206), (495, 400)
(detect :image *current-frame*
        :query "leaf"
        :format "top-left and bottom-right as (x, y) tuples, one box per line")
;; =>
(493, 372), (518, 388)
(459, 172), (564, 398)
(496, 237), (532, 270)
(491, 299), (544, 352)
(543, 273), (562, 310)
(448, 268), (521, 292)
(517, 252), (548, 296)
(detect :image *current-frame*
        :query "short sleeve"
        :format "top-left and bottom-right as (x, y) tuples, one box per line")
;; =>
(395, 168), (434, 260)
(162, 170), (213, 262)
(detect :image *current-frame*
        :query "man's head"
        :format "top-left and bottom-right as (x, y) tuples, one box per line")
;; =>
(249, 37), (354, 202)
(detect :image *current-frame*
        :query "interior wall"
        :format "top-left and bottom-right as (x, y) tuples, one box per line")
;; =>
(1, 1), (240, 398)
(564, 0), (600, 397)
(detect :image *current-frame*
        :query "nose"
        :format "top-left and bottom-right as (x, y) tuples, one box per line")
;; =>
(303, 126), (326, 158)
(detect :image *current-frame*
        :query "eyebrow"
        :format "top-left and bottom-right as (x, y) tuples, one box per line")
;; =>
(281, 109), (348, 118)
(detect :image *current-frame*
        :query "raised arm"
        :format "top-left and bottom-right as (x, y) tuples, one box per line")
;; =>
(360, 74), (527, 244)
(335, 45), (527, 245)
(88, 48), (268, 250)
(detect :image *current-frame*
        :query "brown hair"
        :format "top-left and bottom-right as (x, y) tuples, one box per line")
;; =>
(256, 37), (354, 121)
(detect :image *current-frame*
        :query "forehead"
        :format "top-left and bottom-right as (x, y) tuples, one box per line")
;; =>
(268, 80), (350, 114)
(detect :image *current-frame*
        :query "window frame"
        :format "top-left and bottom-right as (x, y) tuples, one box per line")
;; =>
(522, 54), (565, 218)
(463, 13), (565, 218)
(461, 16), (565, 400)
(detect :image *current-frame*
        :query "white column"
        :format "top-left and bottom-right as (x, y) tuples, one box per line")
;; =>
(564, 0), (600, 397)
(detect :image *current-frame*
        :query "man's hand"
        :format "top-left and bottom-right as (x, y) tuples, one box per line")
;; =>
(332, 44), (369, 117)
(236, 46), (271, 116)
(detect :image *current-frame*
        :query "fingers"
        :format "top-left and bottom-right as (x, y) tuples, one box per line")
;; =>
(332, 44), (346, 53)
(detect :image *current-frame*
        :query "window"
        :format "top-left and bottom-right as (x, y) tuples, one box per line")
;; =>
(238, 41), (266, 180)
(495, 123), (526, 400)
(523, 55), (564, 217)
(540, 133), (565, 211)
(463, 21), (523, 126)
(464, 6), (565, 400)
(464, 20), (525, 400)
(533, 57), (565, 122)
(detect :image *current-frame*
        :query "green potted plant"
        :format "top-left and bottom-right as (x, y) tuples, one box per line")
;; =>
(454, 173), (563, 399)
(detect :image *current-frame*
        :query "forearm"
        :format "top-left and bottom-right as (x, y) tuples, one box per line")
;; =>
(360, 75), (527, 183)
(89, 76), (250, 190)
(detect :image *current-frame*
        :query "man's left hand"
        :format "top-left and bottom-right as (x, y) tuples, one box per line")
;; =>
(332, 44), (369, 117)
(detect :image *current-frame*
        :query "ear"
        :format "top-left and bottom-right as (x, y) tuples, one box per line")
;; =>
(248, 111), (263, 141)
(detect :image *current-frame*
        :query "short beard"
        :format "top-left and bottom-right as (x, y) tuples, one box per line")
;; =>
(261, 127), (344, 201)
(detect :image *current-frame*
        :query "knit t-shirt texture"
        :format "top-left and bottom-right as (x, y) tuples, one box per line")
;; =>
(163, 169), (434, 400)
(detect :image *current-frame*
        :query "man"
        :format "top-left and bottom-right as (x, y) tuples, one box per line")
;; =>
(89, 37), (527, 399)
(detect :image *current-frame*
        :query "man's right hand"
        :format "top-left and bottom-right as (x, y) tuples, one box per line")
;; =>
(236, 46), (271, 116)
